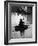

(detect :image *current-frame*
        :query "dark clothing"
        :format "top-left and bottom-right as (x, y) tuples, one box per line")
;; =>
(15, 19), (28, 33)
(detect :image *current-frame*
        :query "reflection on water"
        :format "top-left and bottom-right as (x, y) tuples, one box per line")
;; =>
(11, 25), (32, 38)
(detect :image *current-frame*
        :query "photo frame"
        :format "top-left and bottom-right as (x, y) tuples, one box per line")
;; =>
(4, 1), (37, 45)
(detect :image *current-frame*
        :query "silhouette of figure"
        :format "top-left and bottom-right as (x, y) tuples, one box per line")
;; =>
(15, 19), (28, 36)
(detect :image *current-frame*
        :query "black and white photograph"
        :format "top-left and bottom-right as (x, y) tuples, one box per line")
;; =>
(4, 1), (37, 44)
